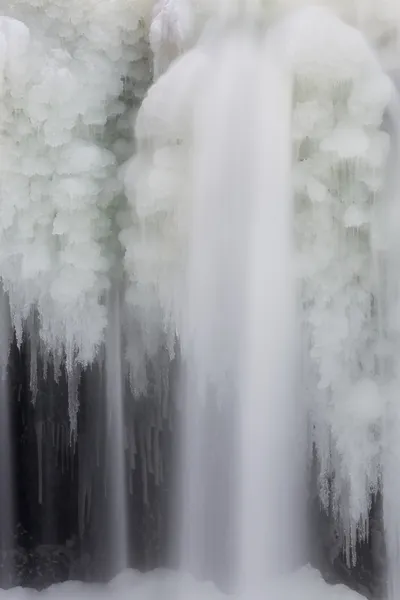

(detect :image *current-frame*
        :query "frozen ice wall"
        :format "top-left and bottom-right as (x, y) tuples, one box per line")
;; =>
(0, 2), (154, 581)
(0, 1), (152, 422)
(276, 6), (394, 558)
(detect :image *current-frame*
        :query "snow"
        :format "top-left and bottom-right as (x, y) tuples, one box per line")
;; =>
(0, 567), (364, 600)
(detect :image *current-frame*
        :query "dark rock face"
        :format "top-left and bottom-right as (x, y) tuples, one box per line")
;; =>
(1, 339), (173, 588)
(0, 341), (386, 597)
(308, 479), (386, 600)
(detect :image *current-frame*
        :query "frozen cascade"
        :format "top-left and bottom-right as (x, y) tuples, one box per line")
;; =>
(0, 1), (153, 414)
(1, 0), (400, 595)
(266, 7), (394, 560)
(128, 2), (400, 592)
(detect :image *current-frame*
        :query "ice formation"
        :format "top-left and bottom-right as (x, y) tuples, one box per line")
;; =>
(2, 0), (400, 595)
(122, 0), (400, 574)
(280, 7), (394, 557)
(0, 0), (152, 390)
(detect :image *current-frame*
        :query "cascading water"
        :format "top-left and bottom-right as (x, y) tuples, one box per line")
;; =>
(235, 39), (303, 590)
(176, 22), (305, 593)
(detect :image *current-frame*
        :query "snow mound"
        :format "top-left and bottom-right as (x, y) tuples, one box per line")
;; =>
(0, 567), (364, 600)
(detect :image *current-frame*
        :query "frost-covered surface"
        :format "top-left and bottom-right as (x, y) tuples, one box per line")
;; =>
(0, 566), (364, 600)
(279, 7), (394, 559)
(0, 1), (152, 385)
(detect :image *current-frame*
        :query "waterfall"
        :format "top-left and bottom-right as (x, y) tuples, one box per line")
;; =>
(1, 1), (400, 596)
(175, 24), (305, 592)
(235, 37), (303, 590)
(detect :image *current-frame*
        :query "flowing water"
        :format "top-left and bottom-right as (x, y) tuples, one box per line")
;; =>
(176, 24), (305, 593)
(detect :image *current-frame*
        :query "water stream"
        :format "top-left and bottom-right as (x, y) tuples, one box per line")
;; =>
(177, 24), (305, 593)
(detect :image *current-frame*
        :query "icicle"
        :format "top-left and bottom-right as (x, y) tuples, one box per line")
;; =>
(154, 404), (163, 485)
(86, 481), (92, 533)
(78, 443), (92, 539)
(8, 293), (24, 350)
(168, 402), (173, 432)
(28, 313), (38, 404)
(153, 430), (160, 486)
(96, 430), (100, 468)
(56, 423), (61, 467)
(42, 347), (50, 381)
(78, 484), (86, 539)
(156, 401), (163, 432)
(343, 519), (358, 569)
(159, 451), (164, 483)
(53, 351), (62, 383)
(61, 425), (65, 475)
(35, 420), (43, 505)
(139, 427), (148, 506)
(70, 443), (75, 481)
(146, 420), (154, 475)
(129, 425), (136, 472)
(162, 363), (169, 405)
(124, 424), (129, 451)
(68, 365), (81, 438)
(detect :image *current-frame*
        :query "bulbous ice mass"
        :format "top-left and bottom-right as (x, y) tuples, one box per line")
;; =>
(0, 0), (152, 375)
(120, 45), (209, 387)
